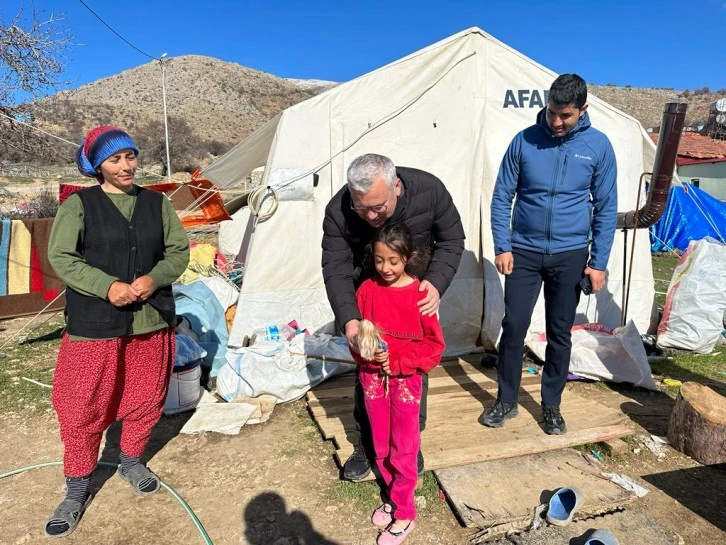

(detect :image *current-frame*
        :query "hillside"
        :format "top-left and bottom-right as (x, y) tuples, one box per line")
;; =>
(589, 84), (720, 129)
(7, 55), (725, 170)
(24, 55), (334, 166)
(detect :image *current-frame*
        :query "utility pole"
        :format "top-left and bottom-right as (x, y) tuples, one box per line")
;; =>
(160, 53), (172, 181)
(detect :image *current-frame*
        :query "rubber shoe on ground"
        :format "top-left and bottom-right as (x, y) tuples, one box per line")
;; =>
(377, 520), (415, 545)
(542, 404), (567, 435)
(343, 442), (371, 481)
(417, 450), (424, 476)
(117, 464), (161, 497)
(585, 529), (619, 545)
(44, 496), (92, 538)
(371, 503), (393, 528)
(479, 400), (518, 428)
(546, 486), (583, 526)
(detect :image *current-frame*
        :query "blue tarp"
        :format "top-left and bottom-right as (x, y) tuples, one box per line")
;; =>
(650, 183), (726, 252)
(173, 281), (229, 377)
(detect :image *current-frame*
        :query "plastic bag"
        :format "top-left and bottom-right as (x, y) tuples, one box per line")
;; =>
(216, 333), (355, 402)
(526, 321), (656, 390)
(174, 333), (207, 368)
(657, 238), (726, 353)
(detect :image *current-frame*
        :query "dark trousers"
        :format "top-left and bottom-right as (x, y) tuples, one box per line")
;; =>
(497, 247), (589, 406)
(354, 370), (428, 453)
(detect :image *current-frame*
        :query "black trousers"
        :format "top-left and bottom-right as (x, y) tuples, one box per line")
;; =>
(497, 247), (589, 406)
(353, 371), (428, 453)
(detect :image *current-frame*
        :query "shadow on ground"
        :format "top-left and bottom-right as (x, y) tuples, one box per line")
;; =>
(642, 463), (726, 532)
(89, 411), (194, 496)
(20, 325), (65, 344)
(244, 491), (339, 545)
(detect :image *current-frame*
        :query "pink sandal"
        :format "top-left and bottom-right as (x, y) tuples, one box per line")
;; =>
(371, 503), (393, 527)
(377, 520), (415, 545)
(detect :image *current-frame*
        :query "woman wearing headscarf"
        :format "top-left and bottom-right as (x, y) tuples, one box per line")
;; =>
(45, 125), (189, 537)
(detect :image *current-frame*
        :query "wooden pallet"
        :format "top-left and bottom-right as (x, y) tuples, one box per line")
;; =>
(307, 356), (631, 472)
(436, 449), (636, 534)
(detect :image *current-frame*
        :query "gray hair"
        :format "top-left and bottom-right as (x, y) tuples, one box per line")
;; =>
(346, 153), (397, 193)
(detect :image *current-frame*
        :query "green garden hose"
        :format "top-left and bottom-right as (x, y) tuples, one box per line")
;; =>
(0, 460), (213, 544)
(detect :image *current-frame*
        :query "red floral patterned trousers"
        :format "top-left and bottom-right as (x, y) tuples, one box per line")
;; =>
(52, 328), (174, 477)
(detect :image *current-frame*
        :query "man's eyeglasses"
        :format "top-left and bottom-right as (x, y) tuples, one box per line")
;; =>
(350, 201), (389, 214)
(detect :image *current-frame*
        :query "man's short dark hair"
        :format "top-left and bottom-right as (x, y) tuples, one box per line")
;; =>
(549, 74), (587, 109)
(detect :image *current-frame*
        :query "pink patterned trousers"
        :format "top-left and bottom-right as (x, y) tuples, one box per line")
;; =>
(359, 370), (422, 520)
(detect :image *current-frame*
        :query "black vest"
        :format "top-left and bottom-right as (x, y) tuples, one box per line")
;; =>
(65, 185), (176, 338)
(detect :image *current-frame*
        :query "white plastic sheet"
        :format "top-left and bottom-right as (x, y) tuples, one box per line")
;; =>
(526, 322), (657, 390)
(198, 275), (240, 310)
(657, 238), (726, 354)
(216, 333), (356, 402)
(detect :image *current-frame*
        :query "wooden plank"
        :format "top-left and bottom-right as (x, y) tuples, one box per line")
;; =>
(310, 355), (483, 391)
(333, 424), (632, 476)
(311, 394), (626, 438)
(435, 449), (636, 533)
(308, 372), (540, 404)
(308, 365), (632, 476)
(307, 359), (515, 402)
(315, 401), (628, 448)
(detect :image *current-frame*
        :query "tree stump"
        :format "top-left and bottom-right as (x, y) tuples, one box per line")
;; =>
(668, 382), (726, 465)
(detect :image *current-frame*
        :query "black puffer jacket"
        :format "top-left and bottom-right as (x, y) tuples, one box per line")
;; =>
(322, 167), (465, 328)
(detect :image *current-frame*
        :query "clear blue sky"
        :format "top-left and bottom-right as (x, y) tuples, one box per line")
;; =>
(8, 0), (726, 98)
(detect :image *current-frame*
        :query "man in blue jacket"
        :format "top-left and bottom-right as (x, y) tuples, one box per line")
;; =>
(481, 74), (617, 434)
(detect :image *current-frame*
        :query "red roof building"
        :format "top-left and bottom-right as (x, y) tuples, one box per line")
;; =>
(649, 132), (726, 166)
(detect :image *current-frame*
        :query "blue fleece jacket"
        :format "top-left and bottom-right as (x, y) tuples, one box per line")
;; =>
(490, 109), (618, 270)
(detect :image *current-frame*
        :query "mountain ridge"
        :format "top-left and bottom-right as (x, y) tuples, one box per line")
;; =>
(12, 55), (725, 169)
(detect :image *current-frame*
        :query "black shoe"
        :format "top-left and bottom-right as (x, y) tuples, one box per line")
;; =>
(343, 442), (371, 481)
(417, 449), (424, 476)
(479, 400), (518, 428)
(542, 404), (567, 435)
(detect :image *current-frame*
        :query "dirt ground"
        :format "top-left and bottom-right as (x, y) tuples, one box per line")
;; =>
(0, 316), (724, 545)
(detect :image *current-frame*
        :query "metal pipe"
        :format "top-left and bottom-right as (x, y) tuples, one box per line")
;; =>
(616, 102), (687, 229)
(622, 172), (648, 325)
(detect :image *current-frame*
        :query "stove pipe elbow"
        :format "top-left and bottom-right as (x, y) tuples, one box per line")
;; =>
(617, 102), (687, 229)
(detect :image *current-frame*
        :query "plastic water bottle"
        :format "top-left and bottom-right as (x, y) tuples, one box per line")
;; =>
(253, 323), (297, 342)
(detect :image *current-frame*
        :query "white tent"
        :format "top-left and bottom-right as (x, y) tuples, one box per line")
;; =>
(203, 27), (657, 355)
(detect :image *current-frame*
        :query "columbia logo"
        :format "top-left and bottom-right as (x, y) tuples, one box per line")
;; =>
(575, 154), (593, 160)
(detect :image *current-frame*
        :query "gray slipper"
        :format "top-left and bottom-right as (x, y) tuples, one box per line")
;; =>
(45, 496), (92, 538)
(117, 464), (161, 497)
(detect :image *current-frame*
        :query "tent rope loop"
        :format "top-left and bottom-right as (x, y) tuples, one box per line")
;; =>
(248, 185), (279, 222)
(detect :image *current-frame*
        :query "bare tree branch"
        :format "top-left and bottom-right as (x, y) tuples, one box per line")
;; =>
(0, 4), (73, 160)
(0, 5), (73, 105)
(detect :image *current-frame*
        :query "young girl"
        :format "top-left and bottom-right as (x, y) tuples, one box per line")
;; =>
(351, 222), (445, 545)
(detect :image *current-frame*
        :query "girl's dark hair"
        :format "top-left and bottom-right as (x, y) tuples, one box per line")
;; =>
(365, 222), (425, 274)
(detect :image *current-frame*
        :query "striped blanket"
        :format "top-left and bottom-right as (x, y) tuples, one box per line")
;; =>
(0, 218), (66, 319)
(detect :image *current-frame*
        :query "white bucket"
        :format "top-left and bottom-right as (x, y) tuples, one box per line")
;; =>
(164, 363), (203, 415)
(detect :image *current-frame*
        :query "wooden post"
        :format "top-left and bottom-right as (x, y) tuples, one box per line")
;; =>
(667, 382), (726, 465)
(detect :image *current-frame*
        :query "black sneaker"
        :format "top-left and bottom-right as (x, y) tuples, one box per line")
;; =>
(343, 442), (371, 481)
(542, 404), (567, 435)
(479, 400), (518, 428)
(417, 449), (424, 476)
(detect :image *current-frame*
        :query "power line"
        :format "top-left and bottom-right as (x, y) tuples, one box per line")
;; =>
(78, 0), (159, 61)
